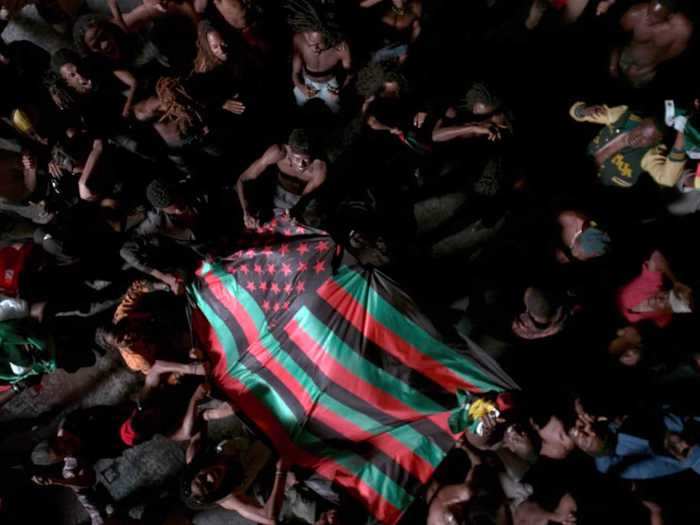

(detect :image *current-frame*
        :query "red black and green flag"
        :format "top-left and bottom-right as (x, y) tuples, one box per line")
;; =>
(191, 212), (516, 525)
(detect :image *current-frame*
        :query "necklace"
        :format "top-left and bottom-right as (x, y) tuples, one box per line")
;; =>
(391, 2), (408, 16)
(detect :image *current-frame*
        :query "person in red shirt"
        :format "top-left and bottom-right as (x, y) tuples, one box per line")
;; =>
(617, 250), (693, 327)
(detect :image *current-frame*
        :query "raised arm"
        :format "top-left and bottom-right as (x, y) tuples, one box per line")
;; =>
(236, 144), (285, 227)
(338, 42), (353, 89)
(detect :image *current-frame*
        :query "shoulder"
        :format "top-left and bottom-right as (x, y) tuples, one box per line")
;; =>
(263, 144), (286, 162)
(670, 13), (693, 36)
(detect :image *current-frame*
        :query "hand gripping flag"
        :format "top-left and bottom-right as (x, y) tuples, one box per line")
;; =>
(190, 212), (516, 525)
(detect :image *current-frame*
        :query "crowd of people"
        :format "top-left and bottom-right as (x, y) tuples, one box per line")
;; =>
(3, 0), (700, 523)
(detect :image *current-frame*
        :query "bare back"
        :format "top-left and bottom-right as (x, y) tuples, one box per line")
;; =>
(622, 4), (692, 69)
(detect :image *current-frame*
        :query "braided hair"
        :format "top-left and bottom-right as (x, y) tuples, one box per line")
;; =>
(356, 61), (407, 98)
(155, 77), (206, 136)
(286, 0), (344, 47)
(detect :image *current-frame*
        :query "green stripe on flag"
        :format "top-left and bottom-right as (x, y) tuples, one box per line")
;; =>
(294, 306), (446, 415)
(198, 265), (415, 510)
(333, 268), (502, 393)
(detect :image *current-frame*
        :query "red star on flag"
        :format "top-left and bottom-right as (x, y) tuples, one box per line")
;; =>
(273, 303), (280, 312)
(267, 264), (276, 275)
(297, 243), (309, 255)
(314, 260), (326, 274)
(254, 264), (263, 275)
(262, 301), (270, 311)
(296, 281), (305, 293)
(262, 245), (273, 255)
(246, 281), (256, 292)
(281, 263), (292, 277)
(316, 240), (330, 253)
(298, 262), (308, 273)
(239, 265), (249, 275)
(258, 281), (268, 292)
(245, 249), (256, 257)
(270, 282), (280, 294)
(279, 244), (289, 256)
(283, 283), (293, 294)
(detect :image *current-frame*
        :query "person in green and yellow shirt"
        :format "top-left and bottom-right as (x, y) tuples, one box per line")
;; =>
(570, 101), (687, 189)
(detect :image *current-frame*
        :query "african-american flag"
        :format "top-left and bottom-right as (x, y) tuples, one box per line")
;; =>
(190, 212), (516, 525)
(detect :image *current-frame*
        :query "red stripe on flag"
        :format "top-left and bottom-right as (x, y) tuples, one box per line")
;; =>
(286, 318), (436, 483)
(197, 274), (404, 524)
(317, 279), (477, 394)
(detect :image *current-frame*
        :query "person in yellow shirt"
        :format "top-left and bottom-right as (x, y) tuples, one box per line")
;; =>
(570, 101), (687, 189)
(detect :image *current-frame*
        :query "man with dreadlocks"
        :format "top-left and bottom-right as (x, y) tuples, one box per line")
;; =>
(236, 128), (327, 228)
(289, 0), (352, 113)
(134, 76), (209, 150)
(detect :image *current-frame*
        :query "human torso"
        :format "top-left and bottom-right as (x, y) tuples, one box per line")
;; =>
(380, 1), (419, 43)
(624, 8), (686, 69)
(276, 155), (321, 195)
(587, 111), (648, 188)
(295, 35), (343, 81)
(213, 0), (248, 29)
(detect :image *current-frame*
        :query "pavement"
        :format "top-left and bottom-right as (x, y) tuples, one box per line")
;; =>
(1, 4), (506, 523)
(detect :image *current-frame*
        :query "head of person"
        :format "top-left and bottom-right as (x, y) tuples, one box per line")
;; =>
(287, 128), (315, 171)
(155, 76), (206, 135)
(626, 119), (663, 149)
(522, 287), (562, 329)
(569, 420), (609, 457)
(119, 402), (167, 447)
(461, 83), (510, 130)
(529, 399), (576, 459)
(181, 455), (244, 508)
(147, 178), (187, 215)
(571, 225), (611, 261)
(50, 427), (82, 458)
(438, 465), (508, 525)
(74, 15), (124, 62)
(194, 20), (229, 72)
(356, 62), (406, 98)
(502, 422), (541, 463)
(287, 0), (343, 51)
(647, 0), (675, 25)
(52, 49), (93, 95)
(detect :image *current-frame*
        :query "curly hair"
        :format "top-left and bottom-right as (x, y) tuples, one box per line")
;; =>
(355, 61), (407, 98)
(155, 77), (206, 136)
(285, 0), (344, 47)
(193, 20), (226, 74)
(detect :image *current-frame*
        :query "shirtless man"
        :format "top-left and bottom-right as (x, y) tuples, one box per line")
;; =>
(610, 0), (692, 87)
(289, 1), (352, 113)
(360, 0), (422, 63)
(236, 129), (327, 228)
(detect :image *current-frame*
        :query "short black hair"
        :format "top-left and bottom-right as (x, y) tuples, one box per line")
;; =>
(51, 48), (81, 73)
(288, 128), (314, 156)
(146, 178), (178, 209)
(461, 82), (502, 113)
(524, 287), (559, 321)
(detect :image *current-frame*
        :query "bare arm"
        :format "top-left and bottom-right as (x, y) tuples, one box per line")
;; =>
(108, 0), (129, 32)
(113, 69), (138, 118)
(78, 139), (104, 201)
(302, 162), (327, 195)
(291, 41), (307, 92)
(360, 0), (384, 7)
(143, 360), (206, 398)
(237, 145), (285, 222)
(432, 117), (498, 143)
(338, 43), (353, 90)
(170, 382), (209, 442)
(217, 459), (287, 525)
